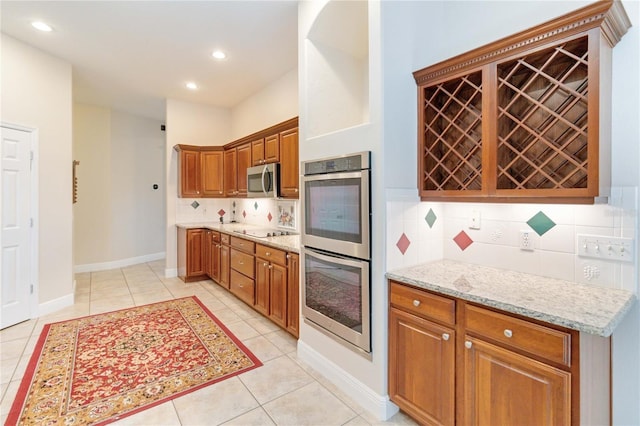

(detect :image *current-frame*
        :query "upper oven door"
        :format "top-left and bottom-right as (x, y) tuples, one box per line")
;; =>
(247, 163), (279, 198)
(301, 170), (370, 260)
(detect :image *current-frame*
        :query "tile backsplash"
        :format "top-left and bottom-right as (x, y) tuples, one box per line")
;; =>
(176, 197), (299, 232)
(387, 187), (638, 292)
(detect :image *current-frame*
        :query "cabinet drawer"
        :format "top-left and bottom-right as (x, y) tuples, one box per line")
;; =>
(230, 249), (254, 278)
(390, 282), (455, 325)
(230, 270), (255, 305)
(231, 236), (255, 253)
(221, 233), (230, 245)
(256, 244), (286, 265)
(464, 304), (572, 367)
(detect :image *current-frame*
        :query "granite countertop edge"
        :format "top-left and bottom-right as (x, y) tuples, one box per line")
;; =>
(386, 261), (637, 337)
(176, 222), (300, 253)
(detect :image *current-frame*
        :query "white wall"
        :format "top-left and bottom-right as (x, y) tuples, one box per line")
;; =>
(1, 34), (73, 309)
(299, 1), (395, 419)
(231, 68), (298, 139)
(73, 105), (112, 265)
(164, 99), (231, 276)
(73, 104), (166, 270)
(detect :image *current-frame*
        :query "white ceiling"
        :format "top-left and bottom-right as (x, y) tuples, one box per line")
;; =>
(1, 1), (299, 121)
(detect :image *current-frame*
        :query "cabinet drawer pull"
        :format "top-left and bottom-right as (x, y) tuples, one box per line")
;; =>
(238, 261), (244, 265)
(266, 252), (271, 256)
(465, 341), (473, 349)
(442, 333), (450, 341)
(263, 262), (268, 267)
(412, 300), (421, 307)
(268, 265), (273, 269)
(504, 329), (513, 338)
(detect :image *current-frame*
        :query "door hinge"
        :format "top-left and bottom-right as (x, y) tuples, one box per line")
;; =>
(30, 151), (34, 170)
(30, 218), (34, 228)
(30, 284), (34, 294)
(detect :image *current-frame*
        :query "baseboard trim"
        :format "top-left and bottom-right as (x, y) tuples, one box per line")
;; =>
(165, 268), (177, 278)
(297, 340), (399, 421)
(74, 252), (165, 273)
(38, 292), (74, 317)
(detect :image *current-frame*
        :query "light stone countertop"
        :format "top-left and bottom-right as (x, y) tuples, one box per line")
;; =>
(176, 221), (301, 253)
(386, 260), (636, 337)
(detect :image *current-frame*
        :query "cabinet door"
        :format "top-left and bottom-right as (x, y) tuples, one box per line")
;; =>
(211, 235), (221, 283)
(203, 230), (213, 278)
(179, 150), (201, 197)
(279, 127), (299, 198)
(237, 143), (252, 196)
(269, 263), (287, 328)
(223, 148), (237, 196)
(219, 244), (230, 289)
(201, 150), (224, 197)
(255, 259), (270, 315)
(418, 70), (484, 199)
(186, 229), (205, 277)
(389, 308), (455, 426)
(264, 134), (280, 163)
(252, 138), (265, 166)
(462, 336), (571, 426)
(286, 253), (299, 337)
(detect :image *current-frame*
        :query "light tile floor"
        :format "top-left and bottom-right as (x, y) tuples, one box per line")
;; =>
(1, 260), (417, 426)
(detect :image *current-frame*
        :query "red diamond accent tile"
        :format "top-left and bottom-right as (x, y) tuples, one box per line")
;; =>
(453, 230), (473, 251)
(396, 233), (411, 255)
(218, 209), (226, 217)
(267, 212), (273, 222)
(242, 210), (247, 218)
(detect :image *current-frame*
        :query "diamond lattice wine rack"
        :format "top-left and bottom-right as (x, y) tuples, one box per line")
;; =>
(414, 0), (630, 203)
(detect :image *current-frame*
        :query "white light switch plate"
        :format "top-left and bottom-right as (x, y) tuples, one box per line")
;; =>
(577, 234), (634, 263)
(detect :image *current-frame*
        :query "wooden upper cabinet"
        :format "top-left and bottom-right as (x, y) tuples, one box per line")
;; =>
(279, 127), (299, 198)
(252, 138), (265, 166)
(175, 145), (224, 198)
(237, 143), (252, 196)
(414, 1), (630, 204)
(264, 134), (280, 163)
(201, 150), (224, 196)
(223, 148), (238, 197)
(176, 147), (201, 197)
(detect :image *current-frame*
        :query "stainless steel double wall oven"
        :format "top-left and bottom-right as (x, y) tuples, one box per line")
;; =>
(301, 151), (371, 354)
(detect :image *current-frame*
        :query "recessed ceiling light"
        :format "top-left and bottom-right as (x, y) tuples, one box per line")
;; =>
(211, 50), (227, 60)
(31, 21), (53, 32)
(186, 82), (198, 90)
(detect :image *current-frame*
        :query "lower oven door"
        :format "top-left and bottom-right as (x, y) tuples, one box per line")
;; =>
(301, 247), (370, 353)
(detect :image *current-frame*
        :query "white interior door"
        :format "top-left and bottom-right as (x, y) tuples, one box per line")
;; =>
(1, 125), (33, 329)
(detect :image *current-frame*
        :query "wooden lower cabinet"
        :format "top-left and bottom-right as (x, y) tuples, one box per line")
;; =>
(219, 233), (230, 289)
(286, 253), (299, 337)
(388, 279), (601, 426)
(389, 308), (455, 425)
(255, 244), (289, 329)
(463, 336), (571, 426)
(177, 228), (207, 282)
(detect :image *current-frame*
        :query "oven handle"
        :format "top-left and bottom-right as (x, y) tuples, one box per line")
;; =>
(303, 247), (369, 269)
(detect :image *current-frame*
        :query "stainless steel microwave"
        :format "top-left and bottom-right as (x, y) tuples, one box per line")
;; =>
(247, 163), (279, 198)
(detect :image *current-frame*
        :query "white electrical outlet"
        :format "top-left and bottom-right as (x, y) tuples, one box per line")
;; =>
(519, 230), (534, 251)
(577, 234), (635, 262)
(469, 210), (481, 230)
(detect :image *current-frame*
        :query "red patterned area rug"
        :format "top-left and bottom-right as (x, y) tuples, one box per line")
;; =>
(6, 296), (262, 425)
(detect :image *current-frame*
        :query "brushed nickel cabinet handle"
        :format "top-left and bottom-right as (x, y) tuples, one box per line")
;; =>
(413, 300), (421, 307)
(504, 329), (513, 338)
(465, 341), (473, 349)
(442, 333), (450, 341)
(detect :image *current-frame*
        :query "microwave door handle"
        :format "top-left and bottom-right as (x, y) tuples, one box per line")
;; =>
(261, 166), (269, 194)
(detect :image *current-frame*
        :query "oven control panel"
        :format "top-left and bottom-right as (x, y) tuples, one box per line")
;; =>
(304, 151), (370, 175)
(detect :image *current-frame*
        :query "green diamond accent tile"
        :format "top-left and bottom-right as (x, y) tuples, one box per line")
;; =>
(425, 208), (437, 228)
(254, 202), (259, 210)
(527, 211), (556, 236)
(190, 201), (200, 209)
